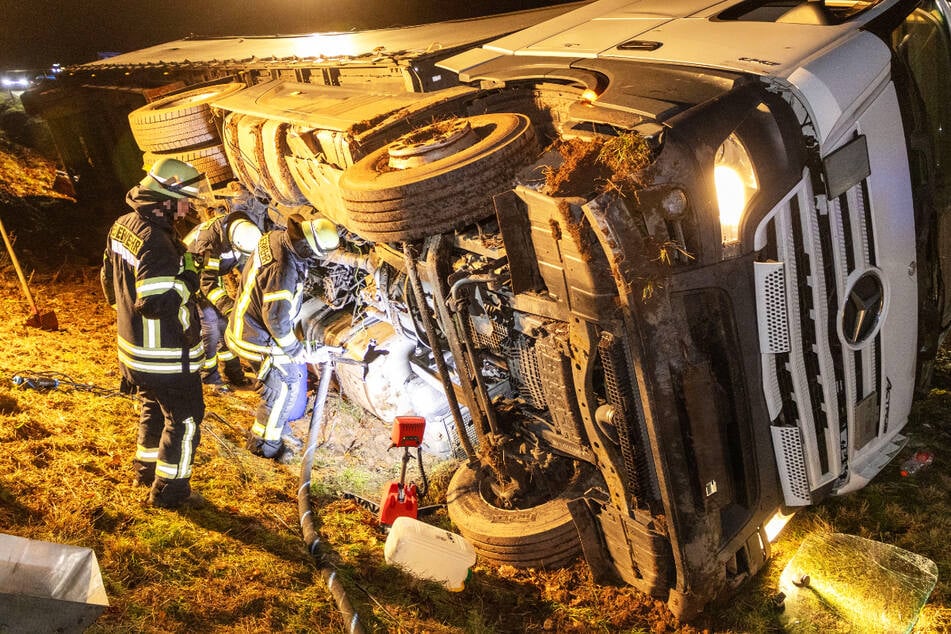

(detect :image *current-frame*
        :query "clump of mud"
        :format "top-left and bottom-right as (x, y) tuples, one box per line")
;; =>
(542, 132), (652, 198)
(0, 394), (20, 414)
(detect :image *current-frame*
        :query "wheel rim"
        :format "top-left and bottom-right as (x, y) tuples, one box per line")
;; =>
(386, 119), (478, 170)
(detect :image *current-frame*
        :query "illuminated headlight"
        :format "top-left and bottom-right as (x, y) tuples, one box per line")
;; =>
(714, 133), (758, 246)
(1, 77), (29, 89)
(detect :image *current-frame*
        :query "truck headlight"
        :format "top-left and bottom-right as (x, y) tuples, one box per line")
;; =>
(715, 133), (758, 246)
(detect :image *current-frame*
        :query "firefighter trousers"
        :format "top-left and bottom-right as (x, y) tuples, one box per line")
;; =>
(248, 359), (305, 459)
(199, 305), (243, 384)
(133, 374), (205, 505)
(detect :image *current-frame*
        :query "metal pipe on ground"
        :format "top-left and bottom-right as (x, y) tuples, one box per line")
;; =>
(298, 359), (366, 634)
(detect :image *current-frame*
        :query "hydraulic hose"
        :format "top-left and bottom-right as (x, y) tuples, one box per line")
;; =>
(298, 360), (366, 634)
(402, 242), (476, 458)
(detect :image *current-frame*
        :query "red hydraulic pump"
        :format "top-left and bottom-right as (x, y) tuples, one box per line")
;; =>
(379, 416), (427, 526)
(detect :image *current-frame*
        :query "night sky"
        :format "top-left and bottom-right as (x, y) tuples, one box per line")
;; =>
(0, 1), (578, 70)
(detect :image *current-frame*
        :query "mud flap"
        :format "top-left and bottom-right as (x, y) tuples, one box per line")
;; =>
(566, 497), (621, 585)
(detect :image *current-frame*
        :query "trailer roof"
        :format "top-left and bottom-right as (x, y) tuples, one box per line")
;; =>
(75, 3), (591, 69)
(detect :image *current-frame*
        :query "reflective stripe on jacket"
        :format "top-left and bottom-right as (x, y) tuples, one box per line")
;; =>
(101, 188), (204, 383)
(226, 230), (306, 364)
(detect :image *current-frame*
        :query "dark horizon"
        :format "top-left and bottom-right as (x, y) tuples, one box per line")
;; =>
(0, 1), (578, 69)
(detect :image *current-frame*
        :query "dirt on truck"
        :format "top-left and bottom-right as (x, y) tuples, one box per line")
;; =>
(20, 0), (951, 621)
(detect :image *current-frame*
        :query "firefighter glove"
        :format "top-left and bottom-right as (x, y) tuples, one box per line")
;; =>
(183, 252), (199, 274)
(179, 253), (200, 295)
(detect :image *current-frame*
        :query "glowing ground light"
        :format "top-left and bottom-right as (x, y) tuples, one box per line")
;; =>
(777, 532), (937, 633)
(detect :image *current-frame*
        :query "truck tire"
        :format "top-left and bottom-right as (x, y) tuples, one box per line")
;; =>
(260, 119), (306, 206)
(339, 113), (537, 242)
(446, 460), (593, 570)
(142, 143), (235, 188)
(128, 83), (244, 153)
(222, 113), (263, 193)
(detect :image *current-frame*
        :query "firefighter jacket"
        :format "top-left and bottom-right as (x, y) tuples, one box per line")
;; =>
(226, 230), (308, 365)
(183, 211), (253, 316)
(101, 186), (204, 384)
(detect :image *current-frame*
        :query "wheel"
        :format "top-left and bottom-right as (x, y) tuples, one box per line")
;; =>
(222, 112), (264, 193)
(128, 83), (244, 153)
(259, 119), (306, 206)
(142, 143), (235, 188)
(339, 113), (537, 242)
(446, 459), (595, 569)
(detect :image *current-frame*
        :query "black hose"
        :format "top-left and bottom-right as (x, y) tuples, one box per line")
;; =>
(298, 360), (366, 634)
(402, 242), (476, 458)
(415, 446), (429, 500)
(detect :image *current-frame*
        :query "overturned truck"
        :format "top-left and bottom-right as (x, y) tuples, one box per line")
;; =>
(24, 0), (951, 619)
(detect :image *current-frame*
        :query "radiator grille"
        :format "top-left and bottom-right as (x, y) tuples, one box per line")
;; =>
(599, 331), (658, 506)
(755, 170), (880, 506)
(470, 317), (548, 410)
(505, 337), (548, 410)
(770, 426), (811, 506)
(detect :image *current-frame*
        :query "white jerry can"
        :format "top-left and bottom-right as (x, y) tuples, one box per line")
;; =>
(383, 516), (477, 591)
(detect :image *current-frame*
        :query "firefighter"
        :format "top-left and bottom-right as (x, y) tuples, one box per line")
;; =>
(100, 157), (208, 508)
(184, 206), (264, 386)
(225, 214), (340, 462)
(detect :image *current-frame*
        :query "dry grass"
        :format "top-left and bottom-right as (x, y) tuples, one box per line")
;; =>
(1, 107), (950, 632)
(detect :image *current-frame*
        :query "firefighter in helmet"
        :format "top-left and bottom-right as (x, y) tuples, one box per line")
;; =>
(101, 157), (209, 508)
(184, 197), (265, 386)
(225, 214), (340, 462)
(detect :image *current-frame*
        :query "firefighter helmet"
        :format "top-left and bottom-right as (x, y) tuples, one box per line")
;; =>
(301, 218), (340, 257)
(140, 157), (211, 200)
(228, 217), (263, 255)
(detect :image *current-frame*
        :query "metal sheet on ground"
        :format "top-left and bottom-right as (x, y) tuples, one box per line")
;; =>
(778, 532), (937, 634)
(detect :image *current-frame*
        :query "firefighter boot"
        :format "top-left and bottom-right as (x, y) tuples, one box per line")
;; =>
(149, 477), (204, 509)
(201, 368), (223, 385)
(133, 459), (155, 487)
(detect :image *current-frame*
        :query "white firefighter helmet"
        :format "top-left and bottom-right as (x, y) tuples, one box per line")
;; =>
(301, 218), (340, 257)
(140, 157), (211, 201)
(228, 217), (263, 255)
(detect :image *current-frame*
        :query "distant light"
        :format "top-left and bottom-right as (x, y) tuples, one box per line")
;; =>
(295, 34), (361, 58)
(1, 76), (30, 89)
(581, 88), (599, 103)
